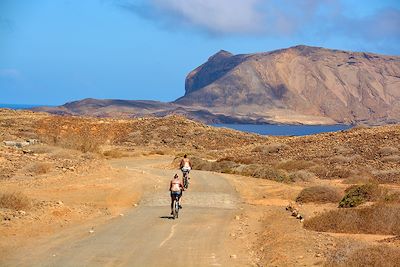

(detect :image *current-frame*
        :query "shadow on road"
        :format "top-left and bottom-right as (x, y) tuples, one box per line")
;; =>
(159, 216), (174, 220)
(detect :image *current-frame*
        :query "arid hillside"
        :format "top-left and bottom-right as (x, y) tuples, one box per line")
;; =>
(1, 109), (400, 266)
(177, 45), (400, 124)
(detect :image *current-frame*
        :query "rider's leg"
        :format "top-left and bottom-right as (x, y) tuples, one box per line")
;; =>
(170, 195), (174, 215)
(178, 194), (182, 209)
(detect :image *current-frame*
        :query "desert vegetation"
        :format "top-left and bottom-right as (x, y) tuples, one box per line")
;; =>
(304, 203), (400, 235)
(326, 243), (400, 267)
(296, 186), (342, 204)
(0, 191), (32, 211)
(339, 183), (382, 208)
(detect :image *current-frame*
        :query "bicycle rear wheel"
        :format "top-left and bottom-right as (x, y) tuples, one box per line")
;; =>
(173, 198), (179, 219)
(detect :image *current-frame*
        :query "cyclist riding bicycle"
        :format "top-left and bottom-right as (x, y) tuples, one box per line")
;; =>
(180, 154), (192, 176)
(170, 174), (183, 215)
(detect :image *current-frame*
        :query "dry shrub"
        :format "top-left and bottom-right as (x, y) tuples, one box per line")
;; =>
(326, 243), (400, 267)
(341, 245), (400, 266)
(26, 162), (52, 175)
(252, 143), (288, 154)
(29, 144), (57, 154)
(103, 149), (127, 158)
(275, 159), (314, 171)
(378, 146), (399, 156)
(190, 157), (213, 171)
(373, 169), (400, 184)
(241, 164), (291, 183)
(36, 118), (109, 153)
(296, 185), (342, 204)
(330, 155), (362, 164)
(310, 165), (351, 179)
(383, 191), (400, 203)
(339, 183), (381, 208)
(342, 175), (375, 184)
(304, 203), (400, 235)
(148, 150), (166, 155)
(289, 170), (315, 182)
(334, 146), (354, 155)
(0, 191), (32, 210)
(50, 148), (80, 159)
(381, 155), (400, 163)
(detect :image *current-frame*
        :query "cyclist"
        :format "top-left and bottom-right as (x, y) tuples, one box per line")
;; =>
(169, 174), (183, 215)
(180, 154), (192, 177)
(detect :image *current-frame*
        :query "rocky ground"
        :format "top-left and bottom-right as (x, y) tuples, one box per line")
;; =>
(1, 108), (400, 266)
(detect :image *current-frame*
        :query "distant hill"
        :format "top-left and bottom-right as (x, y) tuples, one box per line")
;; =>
(36, 45), (400, 125)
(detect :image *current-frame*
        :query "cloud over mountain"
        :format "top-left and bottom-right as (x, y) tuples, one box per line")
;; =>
(118, 0), (400, 41)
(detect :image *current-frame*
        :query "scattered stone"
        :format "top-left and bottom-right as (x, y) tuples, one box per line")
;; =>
(57, 201), (63, 206)
(315, 253), (322, 258)
(230, 254), (237, 259)
(89, 229), (94, 234)
(235, 215), (240, 220)
(133, 203), (138, 207)
(119, 213), (124, 217)
(230, 233), (236, 237)
(18, 210), (26, 216)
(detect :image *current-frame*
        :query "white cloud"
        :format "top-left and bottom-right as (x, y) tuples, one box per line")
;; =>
(150, 0), (264, 34)
(119, 0), (400, 42)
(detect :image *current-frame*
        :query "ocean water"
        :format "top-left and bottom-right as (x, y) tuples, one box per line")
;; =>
(0, 104), (44, 109)
(212, 123), (352, 136)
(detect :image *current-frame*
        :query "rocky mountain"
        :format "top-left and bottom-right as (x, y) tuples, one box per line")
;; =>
(36, 45), (400, 125)
(176, 45), (400, 124)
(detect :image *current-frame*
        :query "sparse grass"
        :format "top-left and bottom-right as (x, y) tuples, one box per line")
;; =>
(342, 175), (375, 184)
(381, 155), (400, 163)
(288, 170), (316, 182)
(148, 150), (166, 155)
(26, 162), (52, 175)
(378, 146), (399, 156)
(274, 159), (314, 171)
(338, 245), (400, 267)
(240, 164), (291, 183)
(383, 191), (400, 203)
(296, 185), (342, 204)
(334, 145), (354, 155)
(373, 169), (400, 184)
(339, 183), (381, 208)
(330, 155), (362, 164)
(103, 149), (128, 158)
(252, 143), (288, 154)
(310, 165), (351, 179)
(0, 191), (32, 210)
(29, 144), (57, 154)
(190, 157), (292, 183)
(304, 203), (400, 235)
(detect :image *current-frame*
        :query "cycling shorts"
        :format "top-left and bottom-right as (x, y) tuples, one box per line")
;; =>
(181, 166), (191, 172)
(170, 191), (181, 198)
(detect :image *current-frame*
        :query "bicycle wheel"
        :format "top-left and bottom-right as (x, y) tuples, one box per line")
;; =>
(183, 176), (189, 189)
(174, 198), (179, 219)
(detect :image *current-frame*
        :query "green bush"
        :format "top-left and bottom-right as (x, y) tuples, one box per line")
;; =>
(339, 183), (381, 208)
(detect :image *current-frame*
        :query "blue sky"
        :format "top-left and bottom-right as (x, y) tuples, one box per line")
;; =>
(1, 0), (399, 105)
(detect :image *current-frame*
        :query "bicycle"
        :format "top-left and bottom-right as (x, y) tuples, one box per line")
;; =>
(182, 170), (189, 189)
(172, 194), (180, 219)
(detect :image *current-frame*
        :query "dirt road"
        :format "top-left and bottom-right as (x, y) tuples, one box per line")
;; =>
(3, 157), (249, 266)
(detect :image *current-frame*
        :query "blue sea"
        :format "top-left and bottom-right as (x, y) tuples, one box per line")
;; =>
(0, 104), (44, 109)
(212, 123), (352, 136)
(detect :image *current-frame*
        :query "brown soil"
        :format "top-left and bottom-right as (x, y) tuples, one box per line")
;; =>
(1, 108), (400, 266)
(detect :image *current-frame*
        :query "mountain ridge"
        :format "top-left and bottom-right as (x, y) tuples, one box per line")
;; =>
(34, 45), (400, 125)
